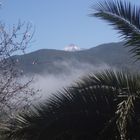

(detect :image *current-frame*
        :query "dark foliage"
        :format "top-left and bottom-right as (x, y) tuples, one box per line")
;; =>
(2, 70), (140, 140)
(92, 0), (140, 60)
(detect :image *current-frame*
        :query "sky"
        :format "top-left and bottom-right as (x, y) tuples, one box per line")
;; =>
(0, 0), (140, 52)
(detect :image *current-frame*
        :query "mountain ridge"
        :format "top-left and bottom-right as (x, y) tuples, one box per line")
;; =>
(13, 42), (140, 75)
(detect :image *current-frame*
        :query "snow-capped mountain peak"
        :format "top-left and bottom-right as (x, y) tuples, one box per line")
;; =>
(64, 44), (81, 52)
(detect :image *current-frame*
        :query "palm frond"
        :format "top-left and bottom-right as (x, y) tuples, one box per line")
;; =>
(2, 70), (140, 140)
(3, 86), (118, 139)
(92, 0), (140, 59)
(116, 95), (135, 140)
(77, 69), (140, 95)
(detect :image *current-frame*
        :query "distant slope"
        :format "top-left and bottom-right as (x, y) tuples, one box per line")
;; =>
(13, 42), (140, 75)
(85, 42), (137, 69)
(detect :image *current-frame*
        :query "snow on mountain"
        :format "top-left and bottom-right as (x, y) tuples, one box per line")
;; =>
(64, 44), (81, 52)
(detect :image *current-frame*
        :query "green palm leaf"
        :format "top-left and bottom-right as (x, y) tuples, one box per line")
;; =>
(2, 70), (140, 140)
(92, 0), (140, 59)
(78, 70), (140, 95)
(2, 87), (118, 139)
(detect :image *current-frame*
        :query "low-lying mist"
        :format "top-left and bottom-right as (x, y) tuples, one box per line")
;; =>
(4, 61), (111, 115)
(29, 61), (110, 102)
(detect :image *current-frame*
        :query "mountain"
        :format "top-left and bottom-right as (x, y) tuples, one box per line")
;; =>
(13, 42), (140, 75)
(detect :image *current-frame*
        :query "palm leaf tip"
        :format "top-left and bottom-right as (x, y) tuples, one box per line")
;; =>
(91, 0), (140, 59)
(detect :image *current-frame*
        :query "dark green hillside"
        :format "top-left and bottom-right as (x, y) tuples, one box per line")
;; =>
(13, 42), (140, 75)
(86, 42), (137, 70)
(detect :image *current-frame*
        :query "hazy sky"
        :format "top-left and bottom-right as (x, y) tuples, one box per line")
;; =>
(0, 0), (140, 52)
